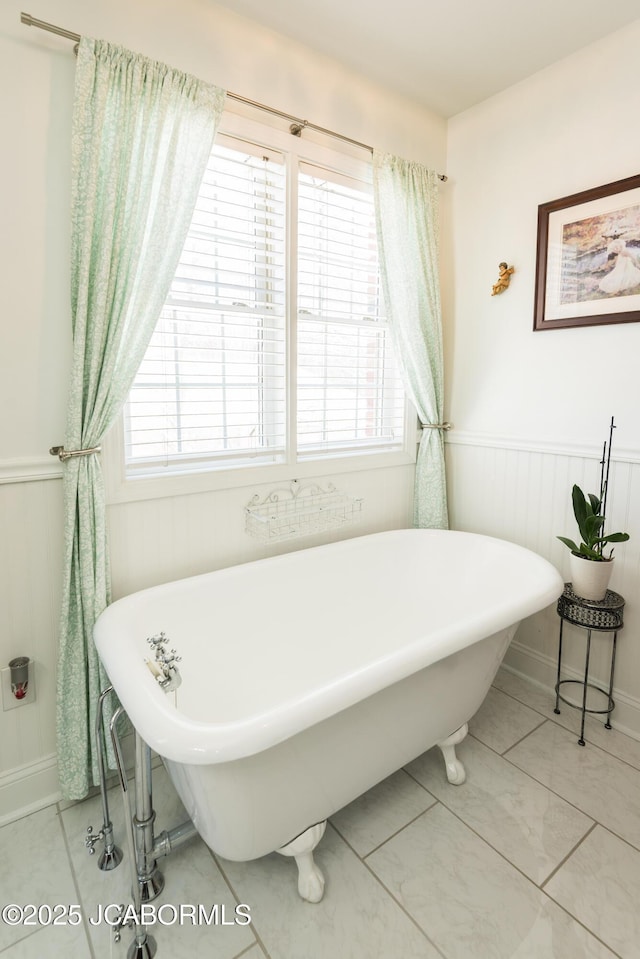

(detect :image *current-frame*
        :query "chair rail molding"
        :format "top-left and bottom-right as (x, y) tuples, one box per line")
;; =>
(445, 429), (640, 465)
(0, 457), (63, 485)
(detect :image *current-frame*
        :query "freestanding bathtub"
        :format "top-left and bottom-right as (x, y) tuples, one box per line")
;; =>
(94, 528), (562, 901)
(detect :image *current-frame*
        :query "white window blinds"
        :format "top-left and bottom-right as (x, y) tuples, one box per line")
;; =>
(297, 163), (405, 457)
(124, 137), (286, 474)
(123, 126), (407, 480)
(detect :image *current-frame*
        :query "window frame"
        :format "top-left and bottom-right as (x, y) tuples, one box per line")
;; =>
(103, 109), (417, 505)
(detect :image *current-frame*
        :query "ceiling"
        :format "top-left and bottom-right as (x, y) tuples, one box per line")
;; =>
(212, 0), (640, 117)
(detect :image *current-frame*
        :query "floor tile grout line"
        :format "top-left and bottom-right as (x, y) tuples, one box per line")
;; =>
(402, 780), (590, 894)
(507, 710), (640, 768)
(464, 725), (602, 841)
(0, 924), (44, 954)
(470, 713), (547, 756)
(0, 805), (96, 959)
(339, 793), (605, 958)
(327, 814), (449, 959)
(0, 789), (624, 959)
(491, 678), (552, 715)
(404, 763), (440, 795)
(491, 676), (640, 774)
(493, 721), (640, 858)
(542, 891), (625, 959)
(492, 683), (586, 744)
(398, 731), (637, 949)
(210, 849), (273, 959)
(406, 732), (607, 892)
(488, 719), (612, 821)
(217, 818), (447, 959)
(56, 801), (98, 959)
(535, 817), (627, 959)
(331, 794), (438, 861)
(492, 677), (640, 775)
(502, 713), (636, 789)
(551, 718), (640, 775)
(4, 671), (640, 958)
(362, 796), (623, 959)
(488, 681), (596, 749)
(234, 942), (267, 959)
(540, 882), (625, 959)
(539, 820), (598, 891)
(589, 821), (640, 859)
(491, 677), (552, 718)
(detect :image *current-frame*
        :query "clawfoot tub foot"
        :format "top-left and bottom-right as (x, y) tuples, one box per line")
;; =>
(277, 821), (327, 902)
(436, 723), (468, 785)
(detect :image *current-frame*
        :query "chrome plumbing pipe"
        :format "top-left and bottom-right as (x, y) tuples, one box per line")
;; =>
(151, 820), (198, 861)
(109, 707), (157, 959)
(85, 686), (123, 871)
(133, 732), (165, 903)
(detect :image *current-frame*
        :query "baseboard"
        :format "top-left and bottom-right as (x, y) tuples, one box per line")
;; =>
(0, 754), (61, 826)
(504, 639), (640, 743)
(0, 730), (139, 826)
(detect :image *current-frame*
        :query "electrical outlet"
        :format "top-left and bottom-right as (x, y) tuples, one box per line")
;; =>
(1, 663), (36, 710)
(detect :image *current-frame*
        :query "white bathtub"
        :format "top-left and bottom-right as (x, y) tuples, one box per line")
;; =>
(94, 529), (562, 901)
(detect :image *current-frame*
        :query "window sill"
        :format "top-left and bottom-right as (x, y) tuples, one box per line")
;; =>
(103, 443), (416, 506)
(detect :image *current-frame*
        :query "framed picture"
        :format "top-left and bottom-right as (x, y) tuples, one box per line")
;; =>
(533, 173), (640, 331)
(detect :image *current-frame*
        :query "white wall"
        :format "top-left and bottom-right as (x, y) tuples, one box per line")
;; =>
(9, 0), (638, 824)
(0, 0), (446, 820)
(444, 19), (640, 447)
(444, 20), (640, 734)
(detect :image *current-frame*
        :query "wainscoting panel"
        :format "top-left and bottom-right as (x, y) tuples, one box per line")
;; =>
(446, 436), (640, 740)
(107, 465), (416, 599)
(0, 461), (414, 822)
(4, 438), (636, 823)
(0, 476), (63, 822)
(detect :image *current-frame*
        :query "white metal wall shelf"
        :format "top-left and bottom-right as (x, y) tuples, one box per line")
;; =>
(245, 480), (363, 543)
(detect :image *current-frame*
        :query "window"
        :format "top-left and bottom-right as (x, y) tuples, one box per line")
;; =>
(297, 163), (405, 458)
(121, 116), (409, 486)
(124, 136), (287, 474)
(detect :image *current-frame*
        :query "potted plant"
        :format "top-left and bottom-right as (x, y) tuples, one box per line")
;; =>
(557, 418), (629, 601)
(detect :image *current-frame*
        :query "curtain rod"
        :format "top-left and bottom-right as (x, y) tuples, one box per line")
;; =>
(20, 11), (447, 182)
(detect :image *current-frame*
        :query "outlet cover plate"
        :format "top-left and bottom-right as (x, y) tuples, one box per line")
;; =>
(1, 663), (36, 710)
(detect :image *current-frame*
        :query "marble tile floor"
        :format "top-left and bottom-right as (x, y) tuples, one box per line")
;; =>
(2, 667), (640, 958)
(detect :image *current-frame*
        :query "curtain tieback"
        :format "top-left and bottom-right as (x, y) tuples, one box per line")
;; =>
(49, 445), (102, 462)
(420, 422), (452, 432)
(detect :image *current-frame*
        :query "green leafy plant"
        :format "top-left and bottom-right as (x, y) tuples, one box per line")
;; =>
(557, 417), (630, 562)
(557, 484), (629, 561)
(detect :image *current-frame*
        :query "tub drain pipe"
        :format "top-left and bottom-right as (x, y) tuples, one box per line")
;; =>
(110, 706), (157, 959)
(151, 820), (198, 861)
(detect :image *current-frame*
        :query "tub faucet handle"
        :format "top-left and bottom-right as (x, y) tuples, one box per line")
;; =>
(110, 904), (130, 944)
(157, 658), (182, 692)
(146, 632), (182, 692)
(85, 824), (103, 854)
(147, 633), (167, 650)
(159, 650), (181, 666)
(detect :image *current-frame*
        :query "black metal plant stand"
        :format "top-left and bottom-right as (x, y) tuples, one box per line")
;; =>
(555, 584), (624, 746)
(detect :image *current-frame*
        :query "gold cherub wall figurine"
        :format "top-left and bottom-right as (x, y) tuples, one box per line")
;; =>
(491, 262), (515, 296)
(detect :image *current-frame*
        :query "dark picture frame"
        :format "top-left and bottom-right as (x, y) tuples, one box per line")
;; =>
(533, 173), (640, 331)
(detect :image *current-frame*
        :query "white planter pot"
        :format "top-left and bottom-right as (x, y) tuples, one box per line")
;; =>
(569, 553), (614, 601)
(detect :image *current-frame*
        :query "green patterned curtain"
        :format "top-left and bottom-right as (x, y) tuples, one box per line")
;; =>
(57, 38), (226, 799)
(373, 152), (448, 530)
